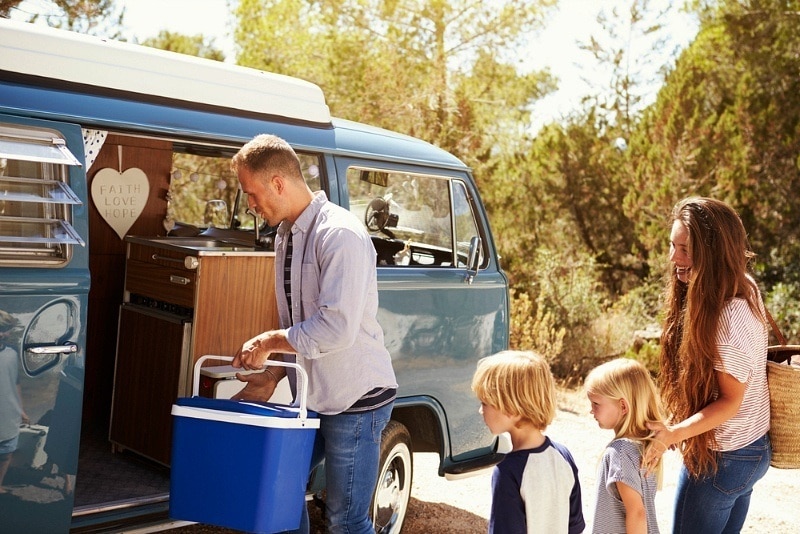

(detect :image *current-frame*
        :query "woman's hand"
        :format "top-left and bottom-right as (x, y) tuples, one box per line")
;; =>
(643, 421), (674, 473)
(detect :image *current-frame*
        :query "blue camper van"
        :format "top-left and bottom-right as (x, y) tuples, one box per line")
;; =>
(0, 19), (509, 533)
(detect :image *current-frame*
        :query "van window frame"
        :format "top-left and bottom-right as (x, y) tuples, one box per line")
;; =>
(341, 162), (488, 270)
(0, 122), (85, 267)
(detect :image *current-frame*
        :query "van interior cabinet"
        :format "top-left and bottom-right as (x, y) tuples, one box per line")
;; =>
(111, 306), (190, 465)
(110, 238), (278, 465)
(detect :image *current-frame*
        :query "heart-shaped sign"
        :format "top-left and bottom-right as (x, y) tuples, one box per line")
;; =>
(91, 167), (150, 239)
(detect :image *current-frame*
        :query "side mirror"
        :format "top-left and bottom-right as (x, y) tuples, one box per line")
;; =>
(465, 236), (482, 284)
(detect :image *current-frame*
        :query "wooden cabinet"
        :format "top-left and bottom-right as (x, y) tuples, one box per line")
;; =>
(110, 239), (279, 465)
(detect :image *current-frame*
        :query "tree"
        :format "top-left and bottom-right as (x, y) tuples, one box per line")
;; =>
(2, 0), (125, 38)
(522, 110), (648, 295)
(579, 0), (678, 136)
(489, 1), (687, 298)
(141, 31), (226, 61)
(232, 0), (557, 174)
(626, 0), (800, 286)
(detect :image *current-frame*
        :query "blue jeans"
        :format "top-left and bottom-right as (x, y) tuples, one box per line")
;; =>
(673, 434), (771, 534)
(289, 402), (393, 534)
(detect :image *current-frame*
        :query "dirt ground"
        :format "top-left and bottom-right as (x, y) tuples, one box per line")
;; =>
(166, 387), (799, 533)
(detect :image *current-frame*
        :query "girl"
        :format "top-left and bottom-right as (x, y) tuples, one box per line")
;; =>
(586, 358), (664, 534)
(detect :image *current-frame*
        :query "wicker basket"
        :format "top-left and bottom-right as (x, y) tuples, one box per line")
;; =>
(766, 345), (800, 469)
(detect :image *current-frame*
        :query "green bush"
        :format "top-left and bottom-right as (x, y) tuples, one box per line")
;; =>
(764, 281), (800, 344)
(509, 289), (565, 361)
(510, 248), (664, 383)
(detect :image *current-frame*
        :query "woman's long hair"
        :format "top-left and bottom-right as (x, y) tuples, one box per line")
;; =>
(659, 197), (763, 478)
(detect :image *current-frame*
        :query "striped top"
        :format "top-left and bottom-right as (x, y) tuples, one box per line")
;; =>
(344, 386), (396, 413)
(712, 291), (770, 451)
(592, 438), (659, 534)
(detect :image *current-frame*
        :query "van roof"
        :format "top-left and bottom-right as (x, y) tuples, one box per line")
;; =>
(0, 19), (469, 171)
(0, 18), (332, 125)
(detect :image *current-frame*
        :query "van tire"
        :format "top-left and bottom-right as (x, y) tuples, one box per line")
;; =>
(371, 420), (413, 533)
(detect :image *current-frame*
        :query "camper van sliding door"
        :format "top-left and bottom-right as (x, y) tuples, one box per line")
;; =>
(333, 156), (507, 459)
(0, 115), (89, 534)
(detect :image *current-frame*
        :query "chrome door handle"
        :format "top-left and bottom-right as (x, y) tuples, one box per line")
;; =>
(28, 343), (78, 354)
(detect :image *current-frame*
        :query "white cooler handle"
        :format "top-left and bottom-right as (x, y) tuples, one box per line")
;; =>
(193, 355), (311, 421)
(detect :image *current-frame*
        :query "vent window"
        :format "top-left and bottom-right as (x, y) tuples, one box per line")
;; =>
(0, 123), (84, 267)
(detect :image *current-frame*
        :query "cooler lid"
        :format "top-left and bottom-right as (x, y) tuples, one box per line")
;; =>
(176, 396), (316, 419)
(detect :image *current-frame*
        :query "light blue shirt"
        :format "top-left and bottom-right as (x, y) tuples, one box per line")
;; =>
(277, 191), (397, 414)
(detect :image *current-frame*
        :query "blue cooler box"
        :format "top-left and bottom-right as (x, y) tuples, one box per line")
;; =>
(170, 385), (319, 533)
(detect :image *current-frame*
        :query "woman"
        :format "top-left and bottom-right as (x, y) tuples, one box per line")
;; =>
(644, 197), (771, 533)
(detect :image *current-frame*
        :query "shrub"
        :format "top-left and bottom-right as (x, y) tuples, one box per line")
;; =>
(513, 250), (664, 383)
(764, 281), (800, 344)
(509, 289), (565, 362)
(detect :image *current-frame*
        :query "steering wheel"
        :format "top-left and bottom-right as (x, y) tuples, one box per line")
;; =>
(365, 197), (390, 231)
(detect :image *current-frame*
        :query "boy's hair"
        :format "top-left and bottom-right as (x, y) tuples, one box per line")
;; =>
(585, 358), (665, 482)
(471, 350), (556, 430)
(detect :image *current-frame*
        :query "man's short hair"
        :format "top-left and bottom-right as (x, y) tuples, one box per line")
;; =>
(231, 134), (303, 181)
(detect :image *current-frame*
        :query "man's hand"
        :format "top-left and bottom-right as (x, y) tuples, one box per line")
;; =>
(231, 371), (279, 402)
(232, 334), (268, 370)
(232, 329), (294, 370)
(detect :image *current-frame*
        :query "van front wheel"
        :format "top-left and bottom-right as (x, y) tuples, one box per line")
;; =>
(371, 420), (412, 534)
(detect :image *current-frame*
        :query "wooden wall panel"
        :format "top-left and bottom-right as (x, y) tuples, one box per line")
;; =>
(193, 255), (279, 361)
(84, 134), (172, 428)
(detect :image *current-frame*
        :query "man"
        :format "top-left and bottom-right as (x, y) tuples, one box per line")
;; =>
(231, 134), (397, 534)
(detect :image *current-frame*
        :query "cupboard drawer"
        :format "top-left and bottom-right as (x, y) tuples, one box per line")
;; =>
(125, 259), (195, 308)
(128, 243), (194, 268)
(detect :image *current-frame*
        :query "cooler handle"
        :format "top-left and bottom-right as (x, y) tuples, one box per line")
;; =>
(193, 355), (311, 421)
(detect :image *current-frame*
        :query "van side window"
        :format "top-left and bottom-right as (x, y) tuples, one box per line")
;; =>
(0, 123), (84, 266)
(346, 167), (479, 267)
(167, 148), (322, 231)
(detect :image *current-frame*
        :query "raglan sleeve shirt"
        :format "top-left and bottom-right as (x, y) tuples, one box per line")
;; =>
(489, 438), (585, 534)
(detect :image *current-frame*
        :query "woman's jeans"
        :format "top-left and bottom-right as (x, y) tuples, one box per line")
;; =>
(289, 402), (393, 534)
(673, 433), (771, 534)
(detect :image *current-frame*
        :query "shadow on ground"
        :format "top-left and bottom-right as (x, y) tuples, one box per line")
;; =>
(165, 496), (488, 533)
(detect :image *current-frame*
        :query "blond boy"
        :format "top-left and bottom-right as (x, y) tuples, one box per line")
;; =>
(472, 350), (585, 534)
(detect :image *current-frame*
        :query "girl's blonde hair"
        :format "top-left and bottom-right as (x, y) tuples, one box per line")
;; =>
(585, 358), (665, 483)
(471, 350), (556, 430)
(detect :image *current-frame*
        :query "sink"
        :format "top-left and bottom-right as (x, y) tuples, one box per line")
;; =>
(149, 237), (235, 248)
(140, 237), (258, 251)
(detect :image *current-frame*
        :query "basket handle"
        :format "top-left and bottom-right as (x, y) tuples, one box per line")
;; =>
(192, 355), (310, 421)
(765, 308), (787, 346)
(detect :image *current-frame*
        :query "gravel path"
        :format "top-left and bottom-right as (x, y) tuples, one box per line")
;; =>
(406, 387), (799, 533)
(165, 387), (799, 533)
